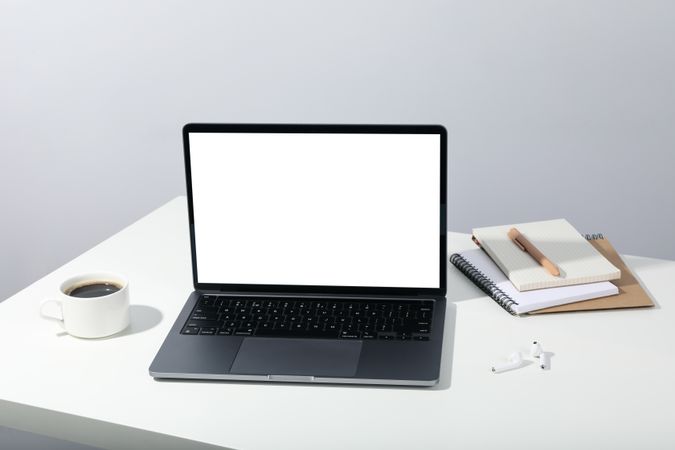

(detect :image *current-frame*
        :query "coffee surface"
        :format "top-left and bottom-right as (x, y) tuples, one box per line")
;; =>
(66, 282), (121, 298)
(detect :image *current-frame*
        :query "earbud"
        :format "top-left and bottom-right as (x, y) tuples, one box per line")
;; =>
(492, 352), (523, 374)
(539, 352), (551, 370)
(530, 341), (543, 358)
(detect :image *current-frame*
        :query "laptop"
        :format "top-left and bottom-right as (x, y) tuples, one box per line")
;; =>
(149, 123), (448, 386)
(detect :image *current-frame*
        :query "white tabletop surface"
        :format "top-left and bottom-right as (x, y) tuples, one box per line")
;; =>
(1, 196), (674, 450)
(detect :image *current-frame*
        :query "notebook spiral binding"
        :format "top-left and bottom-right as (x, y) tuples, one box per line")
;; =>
(449, 253), (518, 315)
(584, 233), (604, 241)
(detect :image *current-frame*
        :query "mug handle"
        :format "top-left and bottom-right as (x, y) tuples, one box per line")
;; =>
(40, 299), (64, 322)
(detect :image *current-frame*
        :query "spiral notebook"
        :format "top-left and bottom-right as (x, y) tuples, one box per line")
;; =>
(472, 219), (621, 291)
(450, 248), (619, 315)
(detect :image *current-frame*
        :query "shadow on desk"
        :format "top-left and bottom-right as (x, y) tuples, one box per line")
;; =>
(154, 303), (458, 392)
(121, 305), (163, 337)
(625, 256), (672, 310)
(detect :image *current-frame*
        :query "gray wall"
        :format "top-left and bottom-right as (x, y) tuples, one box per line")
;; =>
(2, 0), (675, 308)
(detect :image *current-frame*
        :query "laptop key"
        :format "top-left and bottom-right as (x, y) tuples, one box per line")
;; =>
(190, 314), (218, 321)
(186, 320), (221, 328)
(255, 328), (339, 339)
(234, 328), (254, 336)
(199, 327), (217, 335)
(182, 326), (200, 335)
(217, 328), (233, 335)
(194, 306), (219, 314)
(340, 331), (361, 339)
(200, 297), (215, 306)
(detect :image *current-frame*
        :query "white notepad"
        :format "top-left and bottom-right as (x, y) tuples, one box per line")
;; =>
(472, 219), (621, 291)
(452, 248), (619, 314)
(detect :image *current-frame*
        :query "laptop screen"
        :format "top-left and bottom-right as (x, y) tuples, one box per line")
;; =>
(186, 126), (444, 291)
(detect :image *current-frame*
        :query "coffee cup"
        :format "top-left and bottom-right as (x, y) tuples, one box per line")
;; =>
(40, 272), (130, 338)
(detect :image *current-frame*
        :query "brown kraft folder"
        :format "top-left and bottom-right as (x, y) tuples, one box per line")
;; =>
(531, 236), (654, 314)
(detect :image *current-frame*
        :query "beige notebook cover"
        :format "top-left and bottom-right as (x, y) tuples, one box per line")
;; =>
(472, 219), (621, 291)
(532, 236), (654, 313)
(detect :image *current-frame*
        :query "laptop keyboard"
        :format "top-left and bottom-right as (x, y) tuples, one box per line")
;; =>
(181, 295), (434, 341)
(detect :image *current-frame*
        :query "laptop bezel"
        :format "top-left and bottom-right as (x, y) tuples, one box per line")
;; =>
(183, 123), (447, 298)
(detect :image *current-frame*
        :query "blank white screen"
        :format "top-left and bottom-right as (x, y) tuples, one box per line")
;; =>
(189, 132), (440, 288)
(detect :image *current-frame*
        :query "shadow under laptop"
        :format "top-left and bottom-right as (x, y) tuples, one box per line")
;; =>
(154, 302), (457, 392)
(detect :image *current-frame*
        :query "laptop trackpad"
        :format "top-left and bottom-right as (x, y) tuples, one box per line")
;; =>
(231, 338), (362, 377)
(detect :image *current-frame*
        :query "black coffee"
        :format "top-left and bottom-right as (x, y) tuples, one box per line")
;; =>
(66, 282), (122, 298)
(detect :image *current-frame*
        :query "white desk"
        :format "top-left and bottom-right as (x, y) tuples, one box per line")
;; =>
(1, 197), (674, 450)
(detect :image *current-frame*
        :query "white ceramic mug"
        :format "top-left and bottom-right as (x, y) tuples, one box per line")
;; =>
(40, 272), (130, 338)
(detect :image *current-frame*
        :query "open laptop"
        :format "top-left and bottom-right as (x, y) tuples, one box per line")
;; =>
(150, 123), (447, 386)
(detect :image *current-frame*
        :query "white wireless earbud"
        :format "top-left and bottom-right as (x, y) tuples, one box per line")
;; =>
(492, 352), (523, 374)
(530, 341), (543, 358)
(539, 352), (551, 370)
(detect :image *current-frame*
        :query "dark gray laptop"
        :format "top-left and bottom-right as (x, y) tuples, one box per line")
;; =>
(150, 123), (447, 386)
